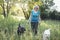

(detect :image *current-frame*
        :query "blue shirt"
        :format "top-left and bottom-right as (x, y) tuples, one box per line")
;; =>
(31, 10), (40, 22)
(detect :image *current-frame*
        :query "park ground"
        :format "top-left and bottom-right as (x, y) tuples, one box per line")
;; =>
(0, 16), (60, 40)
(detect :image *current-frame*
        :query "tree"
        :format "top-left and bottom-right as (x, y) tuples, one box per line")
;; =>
(0, 0), (21, 17)
(0, 0), (6, 17)
(40, 0), (55, 19)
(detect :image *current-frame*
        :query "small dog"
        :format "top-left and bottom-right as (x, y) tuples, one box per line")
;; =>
(17, 23), (26, 35)
(43, 29), (50, 40)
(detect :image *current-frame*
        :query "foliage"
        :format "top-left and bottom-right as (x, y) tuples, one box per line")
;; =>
(39, 0), (55, 20)
(49, 10), (60, 20)
(0, 15), (19, 35)
(0, 0), (60, 40)
(0, 0), (21, 17)
(0, 17), (60, 40)
(0, 6), (3, 14)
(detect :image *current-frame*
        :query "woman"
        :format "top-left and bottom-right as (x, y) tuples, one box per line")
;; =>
(29, 5), (41, 35)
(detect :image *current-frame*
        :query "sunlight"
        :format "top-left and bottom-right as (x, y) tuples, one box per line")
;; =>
(11, 16), (25, 21)
(15, 3), (20, 8)
(53, 0), (60, 12)
(11, 3), (25, 21)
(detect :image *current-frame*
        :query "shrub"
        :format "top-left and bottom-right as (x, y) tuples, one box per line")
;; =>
(0, 15), (19, 35)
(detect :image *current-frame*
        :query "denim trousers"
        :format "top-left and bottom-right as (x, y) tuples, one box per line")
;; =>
(31, 22), (38, 35)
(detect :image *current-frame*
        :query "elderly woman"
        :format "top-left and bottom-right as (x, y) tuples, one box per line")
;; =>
(29, 5), (41, 35)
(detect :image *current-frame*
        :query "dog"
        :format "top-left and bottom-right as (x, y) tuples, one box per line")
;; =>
(43, 29), (50, 40)
(17, 23), (26, 35)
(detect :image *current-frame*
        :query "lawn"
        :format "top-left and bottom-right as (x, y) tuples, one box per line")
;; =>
(0, 16), (60, 40)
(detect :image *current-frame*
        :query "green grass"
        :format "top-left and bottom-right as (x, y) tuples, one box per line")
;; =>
(0, 16), (60, 40)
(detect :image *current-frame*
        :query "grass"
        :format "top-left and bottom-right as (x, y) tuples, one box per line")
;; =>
(0, 16), (60, 40)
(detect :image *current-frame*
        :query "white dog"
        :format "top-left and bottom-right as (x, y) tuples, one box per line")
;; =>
(43, 29), (50, 40)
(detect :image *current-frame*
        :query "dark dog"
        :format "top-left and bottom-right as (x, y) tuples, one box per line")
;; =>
(17, 23), (26, 35)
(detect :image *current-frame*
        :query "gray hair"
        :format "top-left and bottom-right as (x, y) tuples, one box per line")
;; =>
(33, 5), (39, 9)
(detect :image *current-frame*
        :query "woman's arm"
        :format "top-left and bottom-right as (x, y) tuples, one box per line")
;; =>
(39, 11), (41, 24)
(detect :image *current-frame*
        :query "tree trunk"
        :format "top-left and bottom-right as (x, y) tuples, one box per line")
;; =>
(2, 2), (7, 17)
(7, 2), (9, 17)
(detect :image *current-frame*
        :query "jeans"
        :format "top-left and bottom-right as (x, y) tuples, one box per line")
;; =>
(31, 22), (38, 35)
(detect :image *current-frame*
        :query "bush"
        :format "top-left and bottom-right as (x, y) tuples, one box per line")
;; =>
(49, 11), (56, 19)
(41, 11), (49, 20)
(0, 15), (19, 35)
(55, 12), (60, 20)
(49, 10), (60, 20)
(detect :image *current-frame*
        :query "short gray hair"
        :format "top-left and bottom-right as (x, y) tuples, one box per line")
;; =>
(33, 5), (39, 9)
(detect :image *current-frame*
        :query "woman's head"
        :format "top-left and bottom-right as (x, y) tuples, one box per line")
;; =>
(33, 5), (39, 11)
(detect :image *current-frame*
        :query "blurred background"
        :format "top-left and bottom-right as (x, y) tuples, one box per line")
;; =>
(0, 0), (60, 40)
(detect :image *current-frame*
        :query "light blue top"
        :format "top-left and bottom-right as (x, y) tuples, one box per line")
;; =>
(29, 10), (41, 22)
